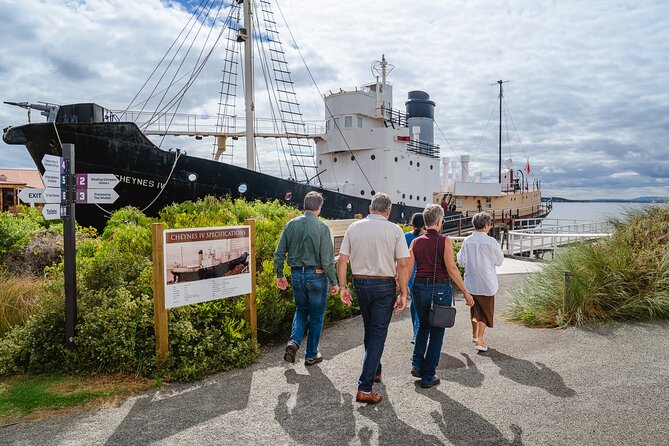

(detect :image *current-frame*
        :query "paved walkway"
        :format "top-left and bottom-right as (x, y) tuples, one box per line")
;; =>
(2, 263), (668, 445)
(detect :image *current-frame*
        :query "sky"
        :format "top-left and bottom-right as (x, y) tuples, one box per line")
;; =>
(0, 0), (667, 200)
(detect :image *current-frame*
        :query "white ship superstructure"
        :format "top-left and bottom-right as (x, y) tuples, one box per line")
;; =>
(315, 57), (441, 214)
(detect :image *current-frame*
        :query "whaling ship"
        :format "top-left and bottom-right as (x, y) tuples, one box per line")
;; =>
(2, 0), (550, 231)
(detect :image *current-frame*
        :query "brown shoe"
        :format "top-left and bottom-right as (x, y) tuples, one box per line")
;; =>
(355, 390), (383, 404)
(374, 374), (382, 383)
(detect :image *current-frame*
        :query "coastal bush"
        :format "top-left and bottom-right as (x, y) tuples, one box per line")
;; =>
(0, 206), (51, 263)
(0, 197), (363, 381)
(505, 204), (669, 327)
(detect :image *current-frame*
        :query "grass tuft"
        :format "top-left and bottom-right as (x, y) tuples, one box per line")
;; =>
(0, 275), (45, 336)
(505, 203), (669, 327)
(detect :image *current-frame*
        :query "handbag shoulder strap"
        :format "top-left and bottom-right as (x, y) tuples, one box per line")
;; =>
(431, 233), (439, 301)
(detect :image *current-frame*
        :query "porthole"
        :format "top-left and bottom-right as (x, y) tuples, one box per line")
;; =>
(346, 203), (352, 211)
(360, 190), (365, 196)
(401, 212), (405, 219)
(371, 154), (376, 160)
(424, 196), (427, 201)
(430, 165), (433, 170)
(284, 191), (293, 201)
(333, 157), (337, 162)
(371, 190), (375, 195)
(351, 155), (355, 161)
(410, 161), (413, 166)
(416, 196), (420, 201)
(409, 195), (413, 200)
(238, 183), (248, 194)
(394, 157), (398, 162)
(417, 162), (420, 167)
(187, 173), (198, 182)
(319, 159), (323, 165)
(402, 193), (406, 199)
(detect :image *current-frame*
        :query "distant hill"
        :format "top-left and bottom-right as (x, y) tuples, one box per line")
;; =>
(549, 196), (667, 203)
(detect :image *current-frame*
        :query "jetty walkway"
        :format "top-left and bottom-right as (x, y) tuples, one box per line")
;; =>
(2, 259), (667, 445)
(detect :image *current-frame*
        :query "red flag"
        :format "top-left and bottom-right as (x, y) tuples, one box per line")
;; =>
(524, 159), (531, 174)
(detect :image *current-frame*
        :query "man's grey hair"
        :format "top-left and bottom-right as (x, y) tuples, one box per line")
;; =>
(472, 212), (493, 230)
(423, 204), (444, 227)
(303, 191), (324, 211)
(370, 192), (392, 213)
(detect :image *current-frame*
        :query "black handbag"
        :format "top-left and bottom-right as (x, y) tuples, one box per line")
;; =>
(428, 234), (456, 328)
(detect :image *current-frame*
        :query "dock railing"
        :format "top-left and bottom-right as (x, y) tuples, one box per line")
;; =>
(506, 218), (613, 258)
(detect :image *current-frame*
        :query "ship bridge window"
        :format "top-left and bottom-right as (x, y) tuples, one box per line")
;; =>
(344, 116), (352, 127)
(357, 116), (363, 128)
(326, 119), (330, 131)
(334, 117), (340, 128)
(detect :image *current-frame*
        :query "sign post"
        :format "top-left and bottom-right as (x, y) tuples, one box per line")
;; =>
(244, 219), (257, 341)
(62, 144), (77, 348)
(151, 223), (169, 363)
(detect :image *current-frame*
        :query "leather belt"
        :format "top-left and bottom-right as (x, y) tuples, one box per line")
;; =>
(352, 275), (395, 282)
(291, 266), (324, 274)
(413, 277), (452, 284)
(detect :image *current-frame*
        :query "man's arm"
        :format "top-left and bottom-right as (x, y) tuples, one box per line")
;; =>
(319, 225), (338, 288)
(394, 256), (410, 313)
(337, 254), (351, 306)
(273, 227), (289, 290)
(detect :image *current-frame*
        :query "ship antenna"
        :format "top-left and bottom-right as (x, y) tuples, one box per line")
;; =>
(371, 54), (394, 85)
(492, 79), (509, 184)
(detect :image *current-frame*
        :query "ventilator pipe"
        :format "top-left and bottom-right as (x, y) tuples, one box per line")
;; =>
(460, 155), (470, 182)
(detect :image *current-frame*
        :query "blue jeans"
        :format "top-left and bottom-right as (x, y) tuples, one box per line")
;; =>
(411, 282), (453, 384)
(408, 273), (419, 341)
(289, 269), (328, 360)
(353, 278), (396, 392)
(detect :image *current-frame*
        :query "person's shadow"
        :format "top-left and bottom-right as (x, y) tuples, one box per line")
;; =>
(440, 352), (484, 388)
(424, 388), (523, 445)
(485, 348), (576, 397)
(275, 367), (356, 445)
(357, 383), (443, 445)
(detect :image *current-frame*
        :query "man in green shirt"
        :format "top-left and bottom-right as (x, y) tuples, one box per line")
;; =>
(274, 191), (339, 365)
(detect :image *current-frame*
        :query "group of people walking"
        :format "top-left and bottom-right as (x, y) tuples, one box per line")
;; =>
(274, 191), (504, 405)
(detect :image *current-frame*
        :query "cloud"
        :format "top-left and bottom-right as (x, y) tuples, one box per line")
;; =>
(1, 0), (668, 201)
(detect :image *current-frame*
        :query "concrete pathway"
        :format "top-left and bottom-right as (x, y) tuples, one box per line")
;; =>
(2, 269), (668, 445)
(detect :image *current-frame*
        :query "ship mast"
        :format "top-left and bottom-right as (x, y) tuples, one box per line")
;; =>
(495, 80), (509, 184)
(242, 0), (255, 171)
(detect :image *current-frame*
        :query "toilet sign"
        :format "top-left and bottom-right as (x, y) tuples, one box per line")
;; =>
(42, 203), (68, 220)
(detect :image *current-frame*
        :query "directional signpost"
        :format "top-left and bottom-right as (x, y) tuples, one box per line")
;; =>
(18, 147), (122, 348)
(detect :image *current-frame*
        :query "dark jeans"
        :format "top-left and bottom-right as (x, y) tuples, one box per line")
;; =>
(411, 282), (453, 384)
(353, 278), (396, 392)
(289, 269), (328, 359)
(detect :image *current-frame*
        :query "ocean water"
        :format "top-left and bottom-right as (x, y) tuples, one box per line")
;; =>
(546, 202), (653, 222)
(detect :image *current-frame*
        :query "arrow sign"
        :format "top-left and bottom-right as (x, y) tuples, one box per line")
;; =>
(75, 173), (120, 189)
(42, 154), (62, 172)
(42, 171), (61, 188)
(76, 189), (119, 204)
(18, 188), (45, 203)
(43, 188), (64, 204)
(42, 203), (63, 220)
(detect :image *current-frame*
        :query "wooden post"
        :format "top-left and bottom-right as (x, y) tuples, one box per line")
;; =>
(563, 271), (572, 313)
(244, 219), (258, 341)
(152, 223), (169, 363)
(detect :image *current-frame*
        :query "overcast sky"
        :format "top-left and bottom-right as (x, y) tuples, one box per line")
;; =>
(1, 0), (667, 200)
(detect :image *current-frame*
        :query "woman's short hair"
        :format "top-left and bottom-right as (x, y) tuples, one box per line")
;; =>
(370, 192), (392, 213)
(472, 212), (493, 230)
(303, 191), (324, 211)
(423, 204), (444, 227)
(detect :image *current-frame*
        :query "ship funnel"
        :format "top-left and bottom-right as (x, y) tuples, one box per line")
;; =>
(405, 91), (435, 144)
(460, 155), (470, 182)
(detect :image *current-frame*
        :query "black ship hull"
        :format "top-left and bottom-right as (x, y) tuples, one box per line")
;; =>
(3, 120), (451, 231)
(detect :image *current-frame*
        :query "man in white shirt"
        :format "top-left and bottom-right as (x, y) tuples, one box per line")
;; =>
(337, 193), (410, 404)
(457, 212), (504, 351)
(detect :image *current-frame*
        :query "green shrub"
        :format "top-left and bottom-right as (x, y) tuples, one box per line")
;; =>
(0, 197), (362, 381)
(506, 204), (669, 327)
(0, 206), (49, 262)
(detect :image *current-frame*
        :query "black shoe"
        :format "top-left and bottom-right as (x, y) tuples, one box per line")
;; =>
(411, 368), (422, 378)
(420, 375), (441, 389)
(283, 340), (298, 363)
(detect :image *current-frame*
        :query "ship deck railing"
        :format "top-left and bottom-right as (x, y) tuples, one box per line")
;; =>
(112, 110), (324, 138)
(505, 219), (613, 258)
